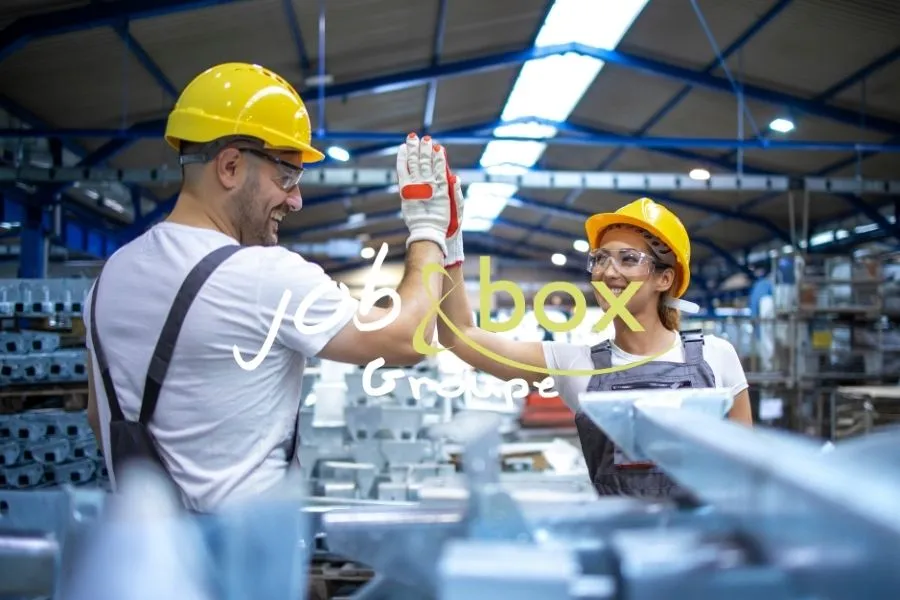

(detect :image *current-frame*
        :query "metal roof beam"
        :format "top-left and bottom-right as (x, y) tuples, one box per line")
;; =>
(0, 0), (252, 63)
(7, 165), (898, 199)
(596, 0), (795, 172)
(2, 189), (123, 259)
(713, 44), (900, 185)
(0, 95), (155, 231)
(507, 191), (791, 244)
(282, 210), (602, 276)
(815, 44), (900, 101)
(5, 126), (900, 154)
(0, 95), (88, 159)
(282, 0), (313, 78)
(288, 42), (900, 136)
(113, 22), (178, 99)
(423, 0), (449, 131)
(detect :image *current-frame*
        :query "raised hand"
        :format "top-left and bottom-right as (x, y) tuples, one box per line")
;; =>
(396, 133), (451, 256)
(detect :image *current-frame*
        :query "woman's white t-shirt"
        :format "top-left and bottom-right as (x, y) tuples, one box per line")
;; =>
(541, 331), (749, 413)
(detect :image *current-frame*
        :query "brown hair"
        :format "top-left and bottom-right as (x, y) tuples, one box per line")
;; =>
(657, 289), (681, 331)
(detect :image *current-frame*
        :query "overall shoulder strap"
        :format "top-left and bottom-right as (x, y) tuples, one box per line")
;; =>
(679, 329), (705, 364)
(139, 244), (245, 424)
(589, 340), (613, 370)
(89, 270), (126, 422)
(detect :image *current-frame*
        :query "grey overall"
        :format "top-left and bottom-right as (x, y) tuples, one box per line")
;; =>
(574, 329), (715, 500)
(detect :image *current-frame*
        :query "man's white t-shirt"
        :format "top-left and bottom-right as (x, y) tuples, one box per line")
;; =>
(541, 331), (749, 413)
(83, 222), (358, 511)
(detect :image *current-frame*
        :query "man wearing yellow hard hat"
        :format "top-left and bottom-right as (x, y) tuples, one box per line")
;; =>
(433, 172), (753, 501)
(81, 63), (455, 512)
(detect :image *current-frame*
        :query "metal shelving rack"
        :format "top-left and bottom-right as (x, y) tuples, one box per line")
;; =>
(0, 277), (106, 491)
(683, 249), (900, 439)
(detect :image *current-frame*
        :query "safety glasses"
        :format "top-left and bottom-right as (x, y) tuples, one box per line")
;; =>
(587, 248), (669, 277)
(239, 148), (305, 191)
(178, 138), (305, 192)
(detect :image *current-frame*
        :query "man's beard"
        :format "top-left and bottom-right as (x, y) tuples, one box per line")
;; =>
(230, 176), (275, 246)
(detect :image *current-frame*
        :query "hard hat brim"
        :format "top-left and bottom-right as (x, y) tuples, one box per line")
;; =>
(165, 112), (326, 163)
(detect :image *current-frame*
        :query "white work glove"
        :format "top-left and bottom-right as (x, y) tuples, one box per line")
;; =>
(396, 133), (451, 257)
(444, 172), (465, 268)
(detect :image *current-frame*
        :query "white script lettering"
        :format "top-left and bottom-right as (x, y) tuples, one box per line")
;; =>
(361, 357), (553, 405)
(233, 242), (401, 369)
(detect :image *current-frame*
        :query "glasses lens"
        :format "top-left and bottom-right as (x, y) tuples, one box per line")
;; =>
(588, 249), (654, 275)
(616, 249), (649, 274)
(241, 148), (304, 190)
(276, 168), (303, 190)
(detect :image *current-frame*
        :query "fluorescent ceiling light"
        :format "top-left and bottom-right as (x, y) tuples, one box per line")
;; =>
(809, 231), (834, 247)
(854, 223), (879, 234)
(327, 146), (350, 162)
(360, 246), (375, 259)
(551, 253), (567, 266)
(769, 118), (795, 133)
(462, 182), (516, 232)
(465, 0), (650, 233)
(573, 239), (590, 252)
(305, 73), (334, 86)
(689, 168), (710, 181)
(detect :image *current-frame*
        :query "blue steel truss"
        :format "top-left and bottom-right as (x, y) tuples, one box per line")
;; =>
(0, 0), (253, 63)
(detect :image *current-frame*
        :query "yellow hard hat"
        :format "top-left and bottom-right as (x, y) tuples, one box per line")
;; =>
(164, 62), (325, 163)
(584, 197), (691, 298)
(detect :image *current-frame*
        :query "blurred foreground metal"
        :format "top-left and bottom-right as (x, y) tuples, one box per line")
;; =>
(1, 388), (899, 599)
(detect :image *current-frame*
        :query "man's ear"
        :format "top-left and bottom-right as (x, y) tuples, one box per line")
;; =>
(215, 148), (243, 190)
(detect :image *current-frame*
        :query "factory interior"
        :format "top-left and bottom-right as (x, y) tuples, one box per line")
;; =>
(1, 0), (900, 598)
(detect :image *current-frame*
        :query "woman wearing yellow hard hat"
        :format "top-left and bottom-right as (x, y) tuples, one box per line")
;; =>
(434, 176), (753, 501)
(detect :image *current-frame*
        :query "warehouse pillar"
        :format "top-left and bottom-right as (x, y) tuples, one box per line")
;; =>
(19, 204), (48, 279)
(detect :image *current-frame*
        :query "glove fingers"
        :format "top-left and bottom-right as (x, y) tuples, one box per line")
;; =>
(400, 133), (432, 200)
(405, 133), (420, 180)
(419, 136), (434, 182)
(432, 143), (448, 186)
(452, 175), (464, 219)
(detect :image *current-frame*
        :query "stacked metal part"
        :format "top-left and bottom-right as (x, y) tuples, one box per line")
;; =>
(297, 366), (466, 502)
(0, 409), (109, 491)
(0, 278), (92, 319)
(314, 388), (900, 600)
(3, 387), (900, 600)
(0, 330), (88, 386)
(296, 363), (592, 504)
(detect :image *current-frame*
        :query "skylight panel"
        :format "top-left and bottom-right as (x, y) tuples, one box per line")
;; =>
(464, 0), (651, 232)
(462, 183), (516, 232)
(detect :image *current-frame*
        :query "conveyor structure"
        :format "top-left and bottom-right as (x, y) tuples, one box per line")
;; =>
(0, 387), (898, 600)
